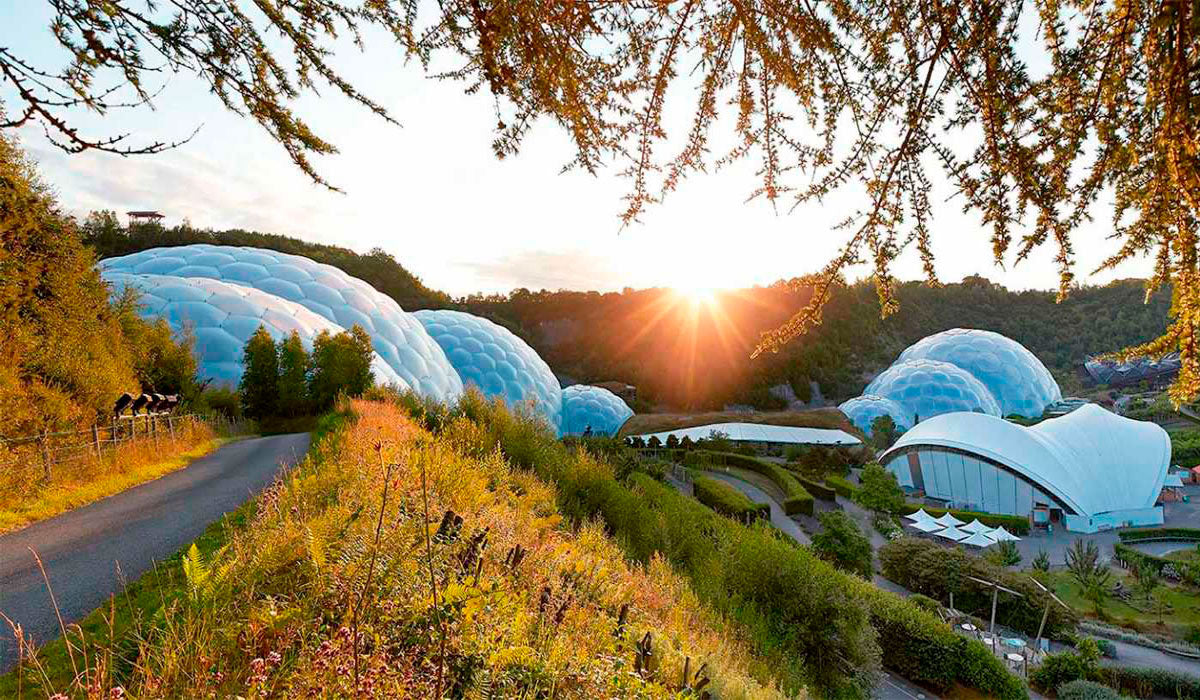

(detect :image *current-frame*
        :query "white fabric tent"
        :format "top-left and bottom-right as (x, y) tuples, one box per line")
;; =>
(906, 508), (937, 524)
(936, 525), (969, 541)
(960, 519), (993, 534)
(908, 519), (943, 533)
(1165, 472), (1186, 488)
(960, 530), (997, 547)
(934, 512), (966, 528)
(990, 526), (1021, 542)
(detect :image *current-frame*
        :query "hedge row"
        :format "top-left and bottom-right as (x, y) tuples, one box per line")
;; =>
(900, 503), (1031, 535)
(693, 475), (770, 523)
(685, 450), (815, 516)
(796, 474), (838, 501)
(1096, 665), (1200, 699)
(1112, 542), (1200, 586)
(1117, 527), (1200, 542)
(826, 474), (858, 499)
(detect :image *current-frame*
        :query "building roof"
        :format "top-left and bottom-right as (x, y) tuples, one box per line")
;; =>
(879, 404), (1170, 518)
(634, 421), (861, 446)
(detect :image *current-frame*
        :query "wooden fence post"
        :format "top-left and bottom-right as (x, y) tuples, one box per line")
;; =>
(91, 424), (101, 458)
(167, 415), (174, 440)
(40, 429), (51, 482)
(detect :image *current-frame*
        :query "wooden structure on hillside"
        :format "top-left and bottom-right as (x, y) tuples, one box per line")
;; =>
(127, 210), (165, 226)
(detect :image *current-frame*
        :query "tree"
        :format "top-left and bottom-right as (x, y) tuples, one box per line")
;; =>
(1134, 560), (1160, 604)
(985, 541), (1022, 569)
(1066, 539), (1112, 614)
(679, 435), (694, 451)
(8, 1), (1200, 400)
(276, 331), (310, 418)
(1032, 550), (1052, 574)
(853, 463), (905, 515)
(239, 327), (279, 419)
(666, 433), (680, 449)
(811, 511), (873, 579)
(647, 435), (662, 449)
(308, 325), (374, 411)
(869, 416), (901, 451)
(0, 132), (139, 433)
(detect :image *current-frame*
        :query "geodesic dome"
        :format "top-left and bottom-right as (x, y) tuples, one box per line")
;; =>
(838, 394), (914, 436)
(864, 359), (1002, 423)
(102, 272), (403, 388)
(413, 309), (562, 430)
(897, 328), (1061, 418)
(99, 244), (463, 402)
(560, 385), (634, 436)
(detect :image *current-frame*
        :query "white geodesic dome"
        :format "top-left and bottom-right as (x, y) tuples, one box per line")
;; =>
(560, 385), (634, 436)
(864, 359), (1002, 423)
(896, 328), (1061, 418)
(838, 394), (914, 436)
(102, 272), (403, 388)
(413, 309), (563, 430)
(99, 244), (463, 402)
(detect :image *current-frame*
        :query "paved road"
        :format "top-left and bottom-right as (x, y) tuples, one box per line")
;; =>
(0, 433), (310, 671)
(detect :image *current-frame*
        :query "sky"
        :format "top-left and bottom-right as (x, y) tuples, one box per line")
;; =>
(2, 3), (1157, 298)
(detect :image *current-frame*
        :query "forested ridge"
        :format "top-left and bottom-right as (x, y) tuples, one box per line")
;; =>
(85, 218), (1171, 411)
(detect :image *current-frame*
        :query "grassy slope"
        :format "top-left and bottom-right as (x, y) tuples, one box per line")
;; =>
(0, 435), (240, 534)
(4, 402), (783, 698)
(1046, 570), (1200, 638)
(619, 408), (859, 437)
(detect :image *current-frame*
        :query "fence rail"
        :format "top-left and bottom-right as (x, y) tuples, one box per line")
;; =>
(0, 413), (228, 480)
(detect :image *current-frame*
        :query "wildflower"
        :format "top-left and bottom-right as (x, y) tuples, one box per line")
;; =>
(110, 688), (126, 700)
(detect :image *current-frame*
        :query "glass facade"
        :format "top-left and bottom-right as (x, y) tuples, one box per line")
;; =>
(863, 359), (1002, 423)
(838, 394), (913, 436)
(560, 384), (634, 436)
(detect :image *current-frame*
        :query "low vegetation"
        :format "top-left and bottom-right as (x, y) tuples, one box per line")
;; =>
(5, 400), (783, 698)
(810, 511), (873, 578)
(684, 451), (814, 516)
(1031, 642), (1200, 699)
(692, 475), (769, 523)
(0, 419), (226, 533)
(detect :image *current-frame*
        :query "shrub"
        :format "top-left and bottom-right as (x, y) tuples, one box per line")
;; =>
(693, 475), (769, 523)
(1094, 666), (1200, 699)
(1057, 680), (1127, 700)
(854, 462), (905, 513)
(794, 474), (837, 501)
(899, 504), (1031, 535)
(879, 537), (1076, 638)
(685, 450), (814, 516)
(826, 474), (858, 498)
(1029, 651), (1092, 693)
(1118, 527), (1200, 542)
(811, 510), (873, 578)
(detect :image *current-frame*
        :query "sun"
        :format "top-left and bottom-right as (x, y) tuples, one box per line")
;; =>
(673, 283), (717, 305)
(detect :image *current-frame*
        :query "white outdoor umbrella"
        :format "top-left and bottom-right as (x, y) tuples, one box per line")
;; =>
(906, 508), (936, 524)
(960, 530), (998, 547)
(908, 519), (943, 533)
(936, 525), (969, 541)
(990, 526), (1021, 542)
(960, 519), (993, 535)
(933, 512), (966, 528)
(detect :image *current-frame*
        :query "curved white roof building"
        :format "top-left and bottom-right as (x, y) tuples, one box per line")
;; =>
(878, 404), (1170, 533)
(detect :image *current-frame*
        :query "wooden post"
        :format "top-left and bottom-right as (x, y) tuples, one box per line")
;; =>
(990, 587), (999, 635)
(92, 424), (101, 458)
(40, 429), (51, 482)
(167, 414), (174, 440)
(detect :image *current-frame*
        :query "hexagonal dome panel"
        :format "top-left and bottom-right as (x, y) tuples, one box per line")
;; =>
(896, 328), (1062, 418)
(560, 385), (634, 436)
(838, 394), (914, 436)
(413, 310), (562, 430)
(102, 272), (403, 389)
(864, 359), (1001, 424)
(100, 244), (463, 403)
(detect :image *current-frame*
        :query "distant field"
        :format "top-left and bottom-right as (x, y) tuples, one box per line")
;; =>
(619, 408), (859, 437)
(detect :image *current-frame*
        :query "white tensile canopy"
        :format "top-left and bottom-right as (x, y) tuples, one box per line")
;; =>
(906, 508), (938, 524)
(990, 526), (1021, 542)
(908, 519), (943, 533)
(934, 512), (966, 528)
(960, 519), (994, 535)
(936, 525), (969, 541)
(960, 531), (998, 547)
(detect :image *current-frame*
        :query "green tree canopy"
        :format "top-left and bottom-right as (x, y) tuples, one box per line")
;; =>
(308, 325), (374, 411)
(276, 331), (310, 418)
(811, 510), (874, 579)
(239, 327), (279, 419)
(854, 463), (906, 515)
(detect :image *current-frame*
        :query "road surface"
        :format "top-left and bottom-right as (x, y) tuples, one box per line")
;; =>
(0, 433), (310, 671)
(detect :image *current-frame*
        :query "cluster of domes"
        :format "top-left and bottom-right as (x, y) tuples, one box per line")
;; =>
(841, 329), (1062, 436)
(98, 245), (632, 436)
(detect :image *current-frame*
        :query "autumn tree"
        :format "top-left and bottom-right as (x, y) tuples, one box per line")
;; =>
(9, 1), (1200, 399)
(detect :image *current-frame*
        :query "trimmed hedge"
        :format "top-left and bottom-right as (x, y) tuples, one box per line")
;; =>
(900, 503), (1031, 535)
(1096, 666), (1200, 699)
(1118, 527), (1200, 542)
(693, 475), (770, 523)
(796, 474), (837, 501)
(686, 450), (815, 516)
(1057, 680), (1127, 700)
(1112, 542), (1200, 585)
(827, 474), (858, 499)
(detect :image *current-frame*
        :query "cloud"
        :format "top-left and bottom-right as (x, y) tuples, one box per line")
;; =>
(457, 248), (633, 293)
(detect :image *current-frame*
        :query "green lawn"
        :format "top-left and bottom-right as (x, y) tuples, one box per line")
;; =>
(1044, 570), (1200, 638)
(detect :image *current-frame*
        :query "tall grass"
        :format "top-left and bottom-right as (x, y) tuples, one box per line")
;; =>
(6, 399), (785, 698)
(0, 418), (225, 532)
